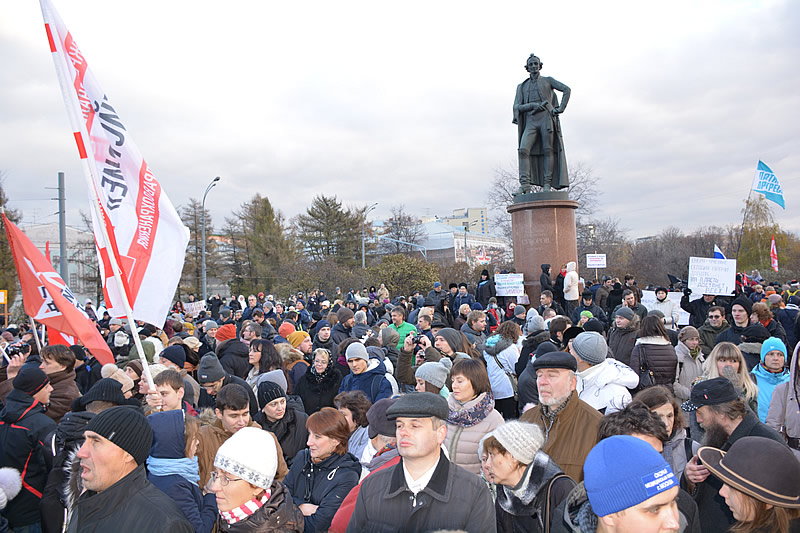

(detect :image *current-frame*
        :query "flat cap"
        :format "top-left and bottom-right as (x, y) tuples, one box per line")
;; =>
(532, 350), (578, 373)
(386, 392), (448, 420)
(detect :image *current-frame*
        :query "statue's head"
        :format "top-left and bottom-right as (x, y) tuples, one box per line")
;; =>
(525, 54), (543, 73)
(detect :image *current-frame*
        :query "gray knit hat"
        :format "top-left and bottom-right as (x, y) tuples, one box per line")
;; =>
(197, 353), (225, 383)
(435, 328), (462, 353)
(345, 342), (369, 361)
(524, 308), (545, 335)
(572, 331), (608, 365)
(415, 358), (453, 389)
(491, 421), (545, 465)
(616, 307), (634, 321)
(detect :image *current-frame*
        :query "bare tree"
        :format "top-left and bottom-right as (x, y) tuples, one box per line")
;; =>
(378, 205), (425, 255)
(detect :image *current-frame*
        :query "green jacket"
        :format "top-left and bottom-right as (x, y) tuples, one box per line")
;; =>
(389, 321), (417, 350)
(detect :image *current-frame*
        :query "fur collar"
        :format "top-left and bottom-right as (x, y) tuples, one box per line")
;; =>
(635, 336), (671, 346)
(496, 451), (566, 521)
(63, 448), (84, 525)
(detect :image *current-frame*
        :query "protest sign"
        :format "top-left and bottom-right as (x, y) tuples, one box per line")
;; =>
(687, 257), (737, 295)
(184, 301), (207, 318)
(495, 273), (525, 297)
(640, 290), (691, 326)
(586, 254), (607, 269)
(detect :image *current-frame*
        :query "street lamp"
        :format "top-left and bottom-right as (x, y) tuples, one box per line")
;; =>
(362, 203), (378, 269)
(201, 176), (220, 301)
(463, 220), (479, 264)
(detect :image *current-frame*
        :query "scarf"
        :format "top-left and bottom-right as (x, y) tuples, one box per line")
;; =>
(146, 456), (200, 484)
(375, 441), (397, 458)
(542, 395), (570, 423)
(447, 391), (495, 427)
(220, 491), (270, 525)
(310, 356), (335, 384)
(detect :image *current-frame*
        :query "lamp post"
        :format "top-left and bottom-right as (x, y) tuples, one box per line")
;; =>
(463, 220), (478, 264)
(201, 176), (220, 301)
(362, 203), (378, 269)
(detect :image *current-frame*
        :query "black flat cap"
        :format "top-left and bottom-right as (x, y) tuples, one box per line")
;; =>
(386, 392), (448, 420)
(532, 350), (577, 372)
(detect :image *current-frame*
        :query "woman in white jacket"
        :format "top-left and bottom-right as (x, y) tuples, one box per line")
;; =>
(650, 287), (680, 330)
(483, 322), (521, 419)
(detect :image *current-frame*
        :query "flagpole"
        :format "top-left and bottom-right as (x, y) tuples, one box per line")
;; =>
(41, 0), (155, 390)
(735, 190), (753, 263)
(29, 317), (43, 353)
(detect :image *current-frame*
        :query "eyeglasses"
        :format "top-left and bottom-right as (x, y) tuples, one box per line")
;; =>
(209, 471), (243, 487)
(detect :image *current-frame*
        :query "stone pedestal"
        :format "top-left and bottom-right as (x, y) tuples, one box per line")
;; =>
(507, 191), (578, 304)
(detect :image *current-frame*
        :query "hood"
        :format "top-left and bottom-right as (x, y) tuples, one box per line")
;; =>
(0, 388), (44, 423)
(579, 358), (639, 389)
(484, 335), (515, 356)
(364, 357), (387, 376)
(566, 261), (576, 272)
(216, 338), (249, 358)
(752, 364), (790, 385)
(701, 317), (730, 332)
(738, 341), (762, 354)
(148, 410), (186, 459)
(541, 263), (551, 272)
(563, 482), (597, 533)
(524, 308), (545, 335)
(365, 345), (385, 361)
(634, 335), (671, 346)
(56, 411), (95, 445)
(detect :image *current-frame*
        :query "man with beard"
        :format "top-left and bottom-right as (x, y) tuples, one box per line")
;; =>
(313, 319), (335, 352)
(680, 377), (786, 533)
(519, 351), (602, 481)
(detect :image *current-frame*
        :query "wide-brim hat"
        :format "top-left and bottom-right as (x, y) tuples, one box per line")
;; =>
(698, 436), (800, 508)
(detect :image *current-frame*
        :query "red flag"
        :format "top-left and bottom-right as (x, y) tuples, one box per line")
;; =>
(3, 213), (114, 364)
(770, 235), (779, 272)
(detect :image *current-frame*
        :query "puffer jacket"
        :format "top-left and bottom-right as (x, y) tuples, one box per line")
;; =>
(0, 388), (57, 529)
(284, 450), (361, 533)
(673, 340), (707, 401)
(607, 320), (639, 367)
(444, 392), (504, 475)
(563, 262), (579, 302)
(752, 363), (790, 423)
(484, 336), (520, 400)
(575, 358), (638, 413)
(766, 344), (800, 459)
(338, 358), (392, 403)
(255, 405), (309, 468)
(630, 336), (678, 392)
(217, 481), (304, 532)
(147, 410), (217, 533)
(216, 338), (252, 380)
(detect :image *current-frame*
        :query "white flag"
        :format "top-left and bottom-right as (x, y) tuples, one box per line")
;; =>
(40, 0), (189, 326)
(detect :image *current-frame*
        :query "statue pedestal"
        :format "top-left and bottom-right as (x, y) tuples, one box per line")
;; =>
(507, 192), (578, 304)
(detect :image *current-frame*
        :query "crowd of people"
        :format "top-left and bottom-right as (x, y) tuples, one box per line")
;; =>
(0, 267), (799, 532)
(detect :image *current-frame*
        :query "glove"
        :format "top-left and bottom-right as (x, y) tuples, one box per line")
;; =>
(683, 288), (692, 297)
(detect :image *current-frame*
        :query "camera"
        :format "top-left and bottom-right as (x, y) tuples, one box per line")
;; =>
(411, 335), (423, 345)
(6, 342), (31, 357)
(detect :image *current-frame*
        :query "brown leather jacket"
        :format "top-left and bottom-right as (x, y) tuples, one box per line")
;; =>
(520, 391), (602, 482)
(196, 418), (288, 488)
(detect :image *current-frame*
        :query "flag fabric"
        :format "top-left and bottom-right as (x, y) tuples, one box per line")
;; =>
(40, 0), (189, 326)
(770, 235), (779, 272)
(751, 160), (785, 209)
(3, 214), (114, 365)
(713, 245), (726, 259)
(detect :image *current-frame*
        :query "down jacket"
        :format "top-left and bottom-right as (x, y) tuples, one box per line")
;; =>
(673, 340), (707, 402)
(766, 345), (800, 459)
(284, 450), (361, 533)
(444, 392), (504, 475)
(630, 336), (678, 392)
(337, 358), (392, 403)
(562, 262), (579, 303)
(607, 320), (639, 368)
(484, 336), (521, 401)
(217, 481), (304, 532)
(575, 358), (638, 413)
(216, 339), (252, 380)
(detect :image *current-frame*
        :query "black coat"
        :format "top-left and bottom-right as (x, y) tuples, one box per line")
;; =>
(630, 339), (678, 392)
(284, 450), (361, 533)
(475, 278), (497, 308)
(347, 451), (497, 533)
(681, 294), (718, 329)
(66, 464), (193, 533)
(0, 389), (57, 529)
(216, 339), (251, 380)
(540, 264), (554, 293)
(608, 325), (638, 368)
(330, 323), (353, 348)
(255, 405), (309, 468)
(294, 367), (342, 415)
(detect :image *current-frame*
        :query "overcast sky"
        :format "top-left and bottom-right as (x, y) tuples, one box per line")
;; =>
(1, 0), (798, 240)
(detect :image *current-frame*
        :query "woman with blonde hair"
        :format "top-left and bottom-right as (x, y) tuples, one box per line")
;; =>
(703, 342), (759, 412)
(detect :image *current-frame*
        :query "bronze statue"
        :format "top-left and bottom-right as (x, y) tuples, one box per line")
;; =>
(513, 54), (570, 194)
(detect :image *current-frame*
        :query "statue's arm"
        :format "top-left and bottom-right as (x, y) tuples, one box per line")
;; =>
(550, 78), (571, 113)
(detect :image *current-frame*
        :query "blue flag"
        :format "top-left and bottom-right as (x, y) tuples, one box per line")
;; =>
(751, 160), (785, 209)
(713, 245), (726, 259)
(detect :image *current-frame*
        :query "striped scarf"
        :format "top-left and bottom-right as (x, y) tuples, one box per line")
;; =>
(219, 491), (270, 525)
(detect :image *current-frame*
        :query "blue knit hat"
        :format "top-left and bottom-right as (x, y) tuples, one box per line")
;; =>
(584, 436), (676, 517)
(760, 337), (787, 362)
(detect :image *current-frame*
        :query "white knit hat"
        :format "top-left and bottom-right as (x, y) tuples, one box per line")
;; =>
(491, 421), (545, 465)
(214, 427), (277, 490)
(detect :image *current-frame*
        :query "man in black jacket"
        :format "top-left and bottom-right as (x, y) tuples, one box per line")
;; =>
(680, 288), (720, 329)
(197, 354), (259, 417)
(570, 290), (608, 329)
(681, 378), (786, 533)
(347, 393), (496, 532)
(66, 406), (192, 532)
(0, 367), (56, 531)
(475, 269), (496, 309)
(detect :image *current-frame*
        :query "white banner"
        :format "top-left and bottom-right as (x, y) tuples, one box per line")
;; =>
(41, 0), (189, 327)
(687, 257), (737, 296)
(495, 273), (525, 297)
(586, 254), (607, 269)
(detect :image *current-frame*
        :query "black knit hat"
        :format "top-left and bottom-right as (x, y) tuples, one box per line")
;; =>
(79, 378), (126, 408)
(257, 380), (286, 410)
(84, 405), (152, 465)
(13, 367), (50, 396)
(731, 295), (753, 316)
